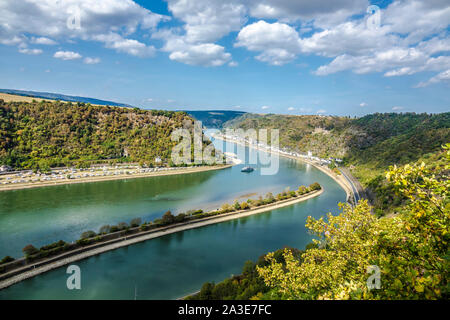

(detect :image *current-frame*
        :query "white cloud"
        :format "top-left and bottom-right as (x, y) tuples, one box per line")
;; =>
(54, 51), (82, 60)
(18, 47), (42, 55)
(167, 0), (247, 43)
(235, 20), (302, 65)
(359, 102), (367, 107)
(31, 37), (57, 45)
(306, 1), (450, 81)
(316, 109), (327, 114)
(92, 33), (156, 57)
(169, 42), (231, 66)
(247, 0), (369, 27)
(261, 105), (270, 110)
(392, 106), (404, 111)
(154, 0), (244, 67)
(0, 0), (167, 57)
(228, 61), (238, 67)
(155, 30), (231, 66)
(83, 57), (101, 64)
(415, 69), (450, 87)
(288, 107), (295, 111)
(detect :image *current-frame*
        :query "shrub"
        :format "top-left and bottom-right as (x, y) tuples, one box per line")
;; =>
(309, 182), (321, 191)
(99, 225), (111, 234)
(187, 209), (203, 215)
(117, 222), (128, 230)
(241, 202), (250, 210)
(221, 203), (233, 213)
(40, 240), (66, 251)
(162, 211), (175, 225)
(80, 230), (96, 239)
(298, 186), (307, 195)
(110, 225), (119, 233)
(22, 244), (38, 257)
(130, 218), (142, 228)
(175, 213), (186, 223)
(234, 200), (241, 211)
(0, 256), (14, 265)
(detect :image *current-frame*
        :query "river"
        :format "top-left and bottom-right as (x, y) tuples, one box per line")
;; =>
(0, 136), (346, 299)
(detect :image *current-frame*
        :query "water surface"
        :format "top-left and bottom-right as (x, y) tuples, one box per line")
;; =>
(0, 138), (346, 299)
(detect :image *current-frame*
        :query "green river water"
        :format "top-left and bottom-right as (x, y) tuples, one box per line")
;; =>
(0, 137), (346, 299)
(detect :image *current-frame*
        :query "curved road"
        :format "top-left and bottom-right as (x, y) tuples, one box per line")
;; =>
(338, 168), (361, 205)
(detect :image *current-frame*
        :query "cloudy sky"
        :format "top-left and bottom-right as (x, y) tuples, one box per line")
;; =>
(0, 0), (449, 115)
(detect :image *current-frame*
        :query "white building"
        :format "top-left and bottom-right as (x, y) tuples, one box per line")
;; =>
(0, 165), (12, 173)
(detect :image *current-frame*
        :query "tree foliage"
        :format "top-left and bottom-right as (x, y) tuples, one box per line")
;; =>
(257, 146), (449, 299)
(0, 99), (198, 169)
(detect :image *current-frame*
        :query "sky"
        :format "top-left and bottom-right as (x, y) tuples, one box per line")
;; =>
(0, 0), (449, 116)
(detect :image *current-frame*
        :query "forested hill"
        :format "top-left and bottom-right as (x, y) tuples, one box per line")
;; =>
(224, 112), (450, 213)
(0, 99), (195, 170)
(224, 112), (450, 175)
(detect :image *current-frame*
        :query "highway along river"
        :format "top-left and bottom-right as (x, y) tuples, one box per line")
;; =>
(0, 136), (346, 299)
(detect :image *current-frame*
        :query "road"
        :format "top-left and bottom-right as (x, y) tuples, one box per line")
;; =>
(339, 168), (362, 205)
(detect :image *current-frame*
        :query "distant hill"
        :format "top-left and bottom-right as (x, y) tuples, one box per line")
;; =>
(185, 110), (246, 128)
(0, 88), (134, 108)
(224, 112), (450, 213)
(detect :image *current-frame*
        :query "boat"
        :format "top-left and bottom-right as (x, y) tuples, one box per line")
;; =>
(240, 166), (254, 173)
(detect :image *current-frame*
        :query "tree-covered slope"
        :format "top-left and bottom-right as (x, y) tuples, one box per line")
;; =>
(225, 112), (449, 214)
(0, 99), (195, 170)
(224, 112), (449, 167)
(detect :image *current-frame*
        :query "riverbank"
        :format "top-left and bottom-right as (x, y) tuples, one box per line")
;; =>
(0, 164), (232, 192)
(0, 188), (323, 290)
(211, 133), (354, 201)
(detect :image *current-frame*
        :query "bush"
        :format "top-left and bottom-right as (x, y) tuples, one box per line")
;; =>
(0, 256), (14, 265)
(99, 225), (111, 234)
(117, 222), (128, 230)
(240, 202), (250, 210)
(80, 230), (96, 239)
(298, 185), (307, 195)
(187, 209), (203, 215)
(309, 182), (321, 191)
(40, 240), (66, 251)
(175, 213), (186, 223)
(220, 203), (233, 213)
(234, 200), (241, 211)
(22, 244), (38, 257)
(162, 211), (175, 225)
(130, 218), (142, 228)
(110, 225), (119, 233)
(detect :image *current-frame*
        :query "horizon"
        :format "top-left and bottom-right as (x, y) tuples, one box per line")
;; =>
(0, 0), (449, 116)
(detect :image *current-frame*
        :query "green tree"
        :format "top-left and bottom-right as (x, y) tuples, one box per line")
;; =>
(162, 210), (175, 225)
(257, 147), (449, 299)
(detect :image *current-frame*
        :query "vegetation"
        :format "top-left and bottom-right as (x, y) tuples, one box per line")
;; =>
(0, 99), (209, 170)
(186, 246), (310, 300)
(225, 112), (450, 214)
(193, 146), (449, 300)
(0, 256), (14, 265)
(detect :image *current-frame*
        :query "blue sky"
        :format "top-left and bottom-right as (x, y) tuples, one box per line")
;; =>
(0, 0), (449, 116)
